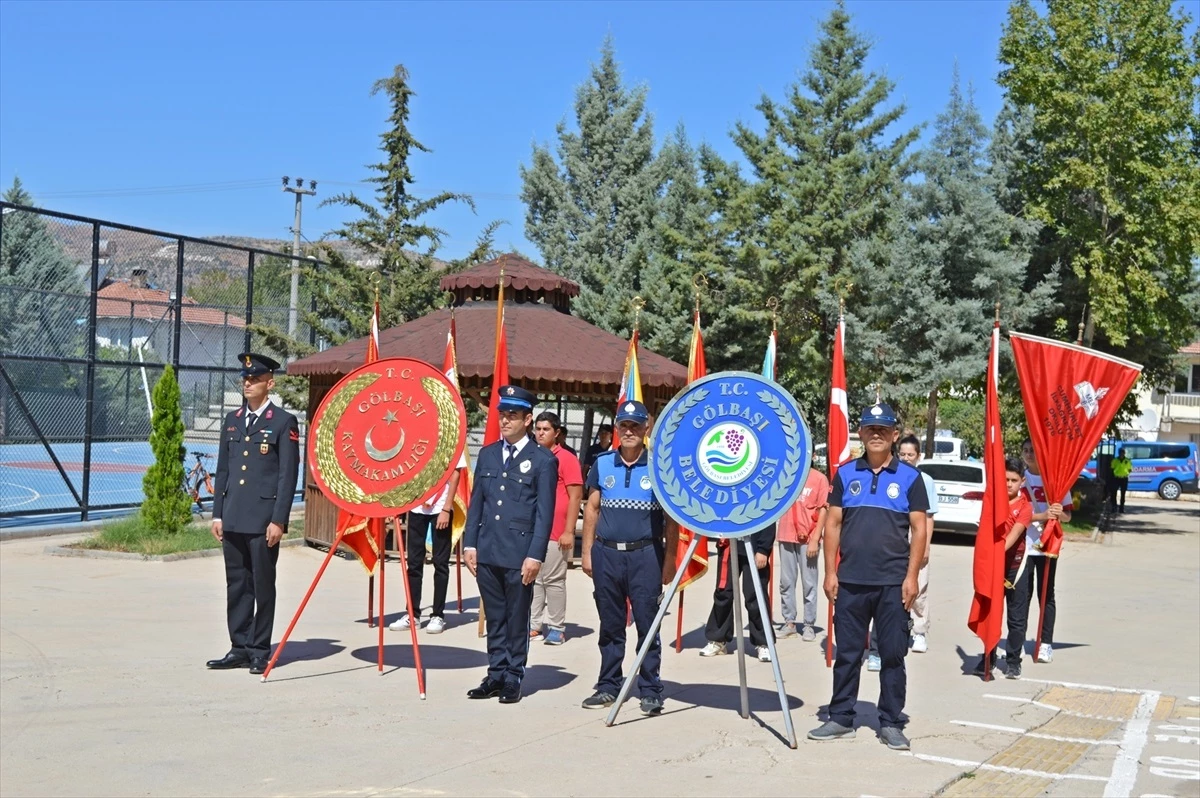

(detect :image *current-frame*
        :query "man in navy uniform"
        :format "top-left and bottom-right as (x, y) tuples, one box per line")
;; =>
(808, 402), (929, 751)
(206, 353), (301, 675)
(580, 400), (679, 716)
(463, 385), (558, 704)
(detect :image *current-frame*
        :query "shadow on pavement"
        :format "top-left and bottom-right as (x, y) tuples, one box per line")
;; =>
(664, 680), (804, 712)
(522, 664), (578, 696)
(349, 643), (487, 670)
(272, 637), (346, 664)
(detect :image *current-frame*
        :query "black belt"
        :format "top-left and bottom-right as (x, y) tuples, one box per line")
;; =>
(598, 538), (654, 551)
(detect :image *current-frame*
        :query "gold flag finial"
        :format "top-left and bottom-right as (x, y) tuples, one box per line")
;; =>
(995, 301), (1001, 324)
(874, 383), (882, 404)
(369, 270), (381, 305)
(766, 296), (779, 332)
(631, 295), (645, 332)
(692, 274), (708, 315)
(1076, 305), (1088, 347)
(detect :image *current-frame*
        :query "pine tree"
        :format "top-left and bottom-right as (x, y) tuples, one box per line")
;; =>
(998, 0), (1200, 385)
(855, 70), (1055, 444)
(0, 177), (85, 355)
(253, 65), (499, 408)
(728, 0), (921, 412)
(141, 365), (191, 534)
(521, 37), (661, 337)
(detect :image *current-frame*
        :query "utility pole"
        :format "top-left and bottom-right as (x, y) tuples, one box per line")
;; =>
(282, 176), (317, 346)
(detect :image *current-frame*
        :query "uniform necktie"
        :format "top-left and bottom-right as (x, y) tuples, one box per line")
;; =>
(505, 443), (515, 467)
(247, 412), (258, 430)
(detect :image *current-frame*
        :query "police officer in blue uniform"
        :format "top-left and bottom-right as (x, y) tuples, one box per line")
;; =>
(808, 402), (929, 751)
(206, 353), (301, 675)
(580, 400), (679, 716)
(463, 385), (558, 704)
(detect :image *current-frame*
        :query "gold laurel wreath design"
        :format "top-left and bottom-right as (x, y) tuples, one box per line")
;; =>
(725, 390), (802, 524)
(313, 372), (462, 509)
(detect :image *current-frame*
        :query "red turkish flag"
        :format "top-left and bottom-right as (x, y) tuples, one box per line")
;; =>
(827, 313), (851, 482)
(967, 322), (1009, 653)
(1010, 332), (1142, 555)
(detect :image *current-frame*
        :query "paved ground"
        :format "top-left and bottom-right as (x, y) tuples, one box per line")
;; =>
(1, 495), (1196, 797)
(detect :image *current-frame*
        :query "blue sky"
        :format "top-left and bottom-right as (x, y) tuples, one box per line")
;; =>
(1, 1), (1039, 259)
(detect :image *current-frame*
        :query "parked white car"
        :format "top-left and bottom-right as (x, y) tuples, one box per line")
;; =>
(918, 436), (969, 461)
(918, 460), (985, 534)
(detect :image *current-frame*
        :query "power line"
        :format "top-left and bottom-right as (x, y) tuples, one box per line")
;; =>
(33, 177), (522, 202)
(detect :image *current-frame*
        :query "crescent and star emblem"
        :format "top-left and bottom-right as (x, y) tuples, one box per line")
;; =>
(364, 410), (404, 462)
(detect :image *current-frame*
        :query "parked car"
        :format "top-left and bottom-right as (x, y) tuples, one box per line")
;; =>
(917, 435), (969, 461)
(812, 434), (864, 473)
(918, 460), (986, 534)
(1081, 440), (1199, 500)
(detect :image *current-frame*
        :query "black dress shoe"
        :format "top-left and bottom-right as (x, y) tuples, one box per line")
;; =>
(498, 682), (522, 704)
(248, 657), (268, 675)
(206, 652), (249, 670)
(467, 678), (503, 699)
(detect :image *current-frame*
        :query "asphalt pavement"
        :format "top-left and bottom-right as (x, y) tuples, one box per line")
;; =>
(1, 494), (1196, 797)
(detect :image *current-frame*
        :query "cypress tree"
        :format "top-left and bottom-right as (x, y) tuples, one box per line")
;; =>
(141, 365), (191, 534)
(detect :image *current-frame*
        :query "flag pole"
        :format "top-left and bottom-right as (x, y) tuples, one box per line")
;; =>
(479, 258), (508, 639)
(377, 519), (386, 672)
(676, 278), (705, 653)
(628, 295), (644, 629)
(765, 297), (778, 613)
(450, 299), (464, 615)
(394, 514), (427, 698)
(826, 296), (846, 669)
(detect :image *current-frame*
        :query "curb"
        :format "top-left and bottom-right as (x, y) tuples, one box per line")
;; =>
(45, 537), (307, 562)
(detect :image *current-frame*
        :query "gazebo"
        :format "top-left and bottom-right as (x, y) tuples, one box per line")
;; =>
(288, 254), (688, 546)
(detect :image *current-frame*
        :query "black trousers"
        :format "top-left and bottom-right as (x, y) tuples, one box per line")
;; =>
(222, 531), (280, 659)
(830, 583), (909, 729)
(477, 562), (533, 686)
(1108, 477), (1128, 510)
(705, 541), (771, 647)
(404, 511), (453, 618)
(592, 542), (664, 698)
(1006, 556), (1057, 662)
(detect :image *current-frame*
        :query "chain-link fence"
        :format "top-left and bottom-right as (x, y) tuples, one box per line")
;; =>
(0, 202), (324, 522)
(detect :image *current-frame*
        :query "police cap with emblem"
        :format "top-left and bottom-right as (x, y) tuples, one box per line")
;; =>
(238, 352), (281, 378)
(496, 385), (536, 413)
(859, 402), (898, 428)
(615, 400), (650, 424)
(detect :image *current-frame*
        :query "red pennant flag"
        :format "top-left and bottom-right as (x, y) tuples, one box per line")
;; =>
(1010, 333), (1142, 556)
(967, 322), (1009, 655)
(676, 310), (710, 590)
(483, 275), (510, 447)
(336, 301), (386, 574)
(443, 317), (472, 545)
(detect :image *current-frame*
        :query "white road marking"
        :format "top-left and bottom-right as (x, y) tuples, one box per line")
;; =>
(1103, 690), (1160, 798)
(950, 720), (1119, 745)
(1022, 678), (1149, 695)
(982, 693), (1127, 722)
(902, 752), (1109, 782)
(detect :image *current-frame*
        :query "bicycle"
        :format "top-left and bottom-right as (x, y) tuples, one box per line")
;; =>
(184, 451), (215, 515)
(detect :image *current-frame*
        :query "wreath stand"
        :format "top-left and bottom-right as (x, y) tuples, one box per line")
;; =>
(604, 531), (797, 748)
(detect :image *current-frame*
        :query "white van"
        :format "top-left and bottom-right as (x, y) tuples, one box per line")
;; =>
(918, 436), (968, 461)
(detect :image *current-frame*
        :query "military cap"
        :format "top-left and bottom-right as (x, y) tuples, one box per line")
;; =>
(496, 385), (536, 412)
(238, 352), (281, 377)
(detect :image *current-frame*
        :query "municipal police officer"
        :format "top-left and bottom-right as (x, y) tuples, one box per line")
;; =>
(207, 353), (301, 675)
(463, 386), (558, 705)
(808, 403), (929, 751)
(580, 400), (679, 716)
